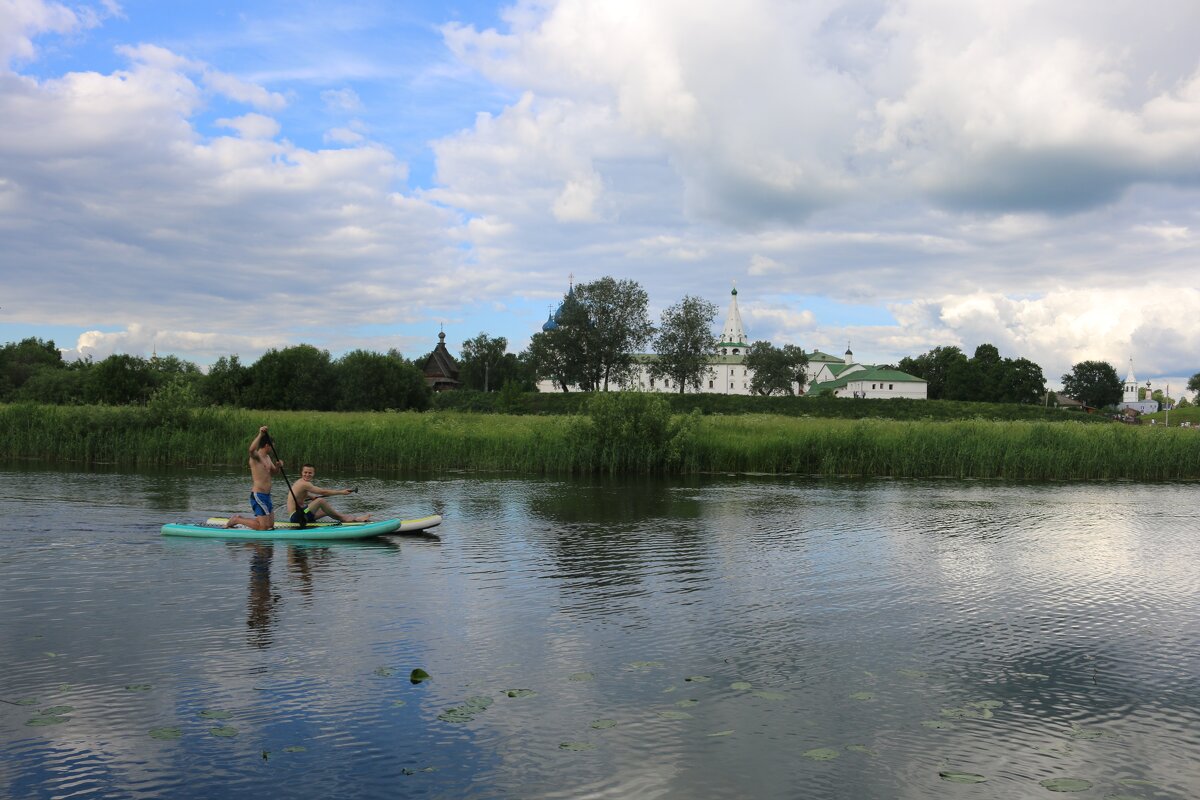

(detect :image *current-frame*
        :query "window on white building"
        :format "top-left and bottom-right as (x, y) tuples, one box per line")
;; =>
(889, 384), (893, 390)
(709, 380), (714, 388)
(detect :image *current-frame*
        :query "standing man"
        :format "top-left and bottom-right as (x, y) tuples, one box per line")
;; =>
(225, 426), (281, 530)
(287, 464), (370, 524)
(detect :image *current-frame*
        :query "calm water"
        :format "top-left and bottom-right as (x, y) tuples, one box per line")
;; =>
(1, 464), (1198, 799)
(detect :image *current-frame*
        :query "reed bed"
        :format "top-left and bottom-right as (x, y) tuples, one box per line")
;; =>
(2, 403), (1198, 480)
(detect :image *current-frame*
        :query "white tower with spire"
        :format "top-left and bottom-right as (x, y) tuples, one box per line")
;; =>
(717, 283), (748, 355)
(1122, 359), (1139, 403)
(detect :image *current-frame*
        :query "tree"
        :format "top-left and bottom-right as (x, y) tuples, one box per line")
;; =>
(648, 295), (718, 394)
(0, 337), (64, 399)
(243, 345), (336, 410)
(995, 356), (1045, 404)
(528, 277), (654, 391)
(203, 355), (250, 406)
(1188, 372), (1200, 400)
(744, 342), (809, 396)
(334, 349), (429, 411)
(898, 346), (967, 400)
(458, 333), (510, 392)
(1061, 360), (1122, 409)
(87, 354), (154, 405)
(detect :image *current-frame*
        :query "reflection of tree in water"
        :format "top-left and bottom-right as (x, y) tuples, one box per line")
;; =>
(524, 476), (712, 599)
(245, 543), (278, 649)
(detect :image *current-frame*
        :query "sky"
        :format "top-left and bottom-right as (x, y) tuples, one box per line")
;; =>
(2, 0), (1199, 393)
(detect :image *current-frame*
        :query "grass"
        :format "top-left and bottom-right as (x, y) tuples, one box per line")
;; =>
(2, 401), (1198, 480)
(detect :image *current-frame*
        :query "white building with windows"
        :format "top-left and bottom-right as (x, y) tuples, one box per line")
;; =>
(536, 284), (927, 399)
(1117, 359), (1159, 414)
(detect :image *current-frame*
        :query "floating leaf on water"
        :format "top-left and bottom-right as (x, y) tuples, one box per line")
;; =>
(1068, 725), (1118, 740)
(410, 669), (431, 684)
(199, 709), (233, 720)
(845, 744), (877, 755)
(921, 720), (954, 729)
(849, 692), (875, 702)
(898, 668), (927, 679)
(374, 667), (395, 677)
(657, 710), (692, 720)
(674, 699), (699, 708)
(401, 768), (416, 776)
(505, 689), (536, 699)
(591, 719), (618, 729)
(1118, 780), (1157, 788)
(40, 706), (74, 716)
(209, 726), (238, 737)
(559, 741), (596, 751)
(707, 730), (735, 737)
(568, 672), (595, 682)
(282, 746), (306, 753)
(967, 700), (1003, 710)
(149, 727), (182, 740)
(751, 690), (787, 701)
(13, 698), (39, 706)
(464, 696), (494, 711)
(940, 706), (992, 720)
(125, 684), (152, 692)
(26, 715), (69, 726)
(939, 771), (987, 784)
(802, 747), (839, 761)
(684, 675), (710, 683)
(44, 652), (61, 658)
(627, 661), (664, 671)
(1039, 778), (1092, 792)
(730, 681), (752, 690)
(438, 707), (477, 723)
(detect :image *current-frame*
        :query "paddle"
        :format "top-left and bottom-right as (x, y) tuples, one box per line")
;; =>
(261, 431), (306, 530)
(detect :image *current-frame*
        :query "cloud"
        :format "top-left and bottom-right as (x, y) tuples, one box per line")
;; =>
(0, 0), (108, 68)
(321, 87), (362, 112)
(217, 113), (280, 140)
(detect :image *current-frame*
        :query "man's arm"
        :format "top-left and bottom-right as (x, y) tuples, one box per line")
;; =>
(309, 484), (353, 497)
(249, 425), (268, 455)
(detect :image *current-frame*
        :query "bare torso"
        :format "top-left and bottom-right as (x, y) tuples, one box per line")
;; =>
(286, 480), (314, 513)
(248, 449), (275, 493)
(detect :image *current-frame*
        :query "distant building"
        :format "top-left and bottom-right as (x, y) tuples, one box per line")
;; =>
(422, 330), (460, 392)
(536, 283), (927, 399)
(1118, 359), (1158, 414)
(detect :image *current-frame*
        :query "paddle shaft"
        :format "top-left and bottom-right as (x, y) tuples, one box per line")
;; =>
(262, 433), (306, 529)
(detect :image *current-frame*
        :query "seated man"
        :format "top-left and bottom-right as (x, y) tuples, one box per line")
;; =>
(286, 464), (370, 524)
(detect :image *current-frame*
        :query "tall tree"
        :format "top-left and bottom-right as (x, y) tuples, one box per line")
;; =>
(1061, 360), (1122, 409)
(458, 333), (511, 392)
(997, 356), (1046, 404)
(87, 354), (154, 405)
(203, 355), (250, 406)
(0, 337), (64, 399)
(744, 342), (809, 396)
(1188, 372), (1200, 400)
(334, 350), (429, 411)
(898, 346), (968, 400)
(243, 345), (335, 410)
(648, 295), (718, 394)
(525, 330), (573, 392)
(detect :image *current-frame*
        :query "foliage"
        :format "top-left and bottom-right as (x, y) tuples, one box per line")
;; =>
(203, 355), (250, 406)
(648, 295), (719, 394)
(902, 344), (1044, 403)
(88, 354), (155, 405)
(147, 375), (203, 429)
(744, 341), (809, 396)
(1061, 360), (1122, 409)
(0, 337), (64, 399)
(898, 346), (967, 400)
(242, 345), (336, 410)
(1188, 372), (1200, 399)
(333, 349), (430, 411)
(457, 333), (532, 392)
(526, 277), (653, 391)
(574, 392), (699, 473)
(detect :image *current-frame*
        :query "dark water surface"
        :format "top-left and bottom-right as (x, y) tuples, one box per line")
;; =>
(1, 464), (1198, 799)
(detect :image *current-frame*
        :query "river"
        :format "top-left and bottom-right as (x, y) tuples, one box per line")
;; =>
(1, 464), (1197, 799)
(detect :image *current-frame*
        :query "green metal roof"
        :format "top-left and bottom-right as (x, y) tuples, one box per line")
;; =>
(807, 350), (843, 362)
(808, 366), (926, 391)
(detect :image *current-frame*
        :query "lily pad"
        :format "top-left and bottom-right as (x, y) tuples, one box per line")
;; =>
(410, 668), (430, 684)
(40, 705), (74, 716)
(464, 696), (493, 710)
(125, 684), (153, 692)
(149, 726), (182, 740)
(674, 699), (699, 708)
(968, 700), (1003, 710)
(940, 706), (992, 720)
(657, 710), (692, 720)
(1068, 725), (1118, 740)
(684, 675), (710, 683)
(849, 692), (875, 701)
(898, 668), (927, 678)
(730, 681), (753, 690)
(802, 747), (839, 761)
(283, 746), (306, 753)
(568, 672), (595, 682)
(13, 698), (39, 706)
(627, 661), (664, 671)
(505, 689), (536, 698)
(845, 744), (877, 755)
(559, 741), (596, 751)
(26, 715), (69, 726)
(708, 729), (735, 737)
(373, 667), (395, 677)
(199, 709), (233, 720)
(751, 690), (787, 701)
(209, 726), (238, 737)
(939, 771), (987, 784)
(1039, 778), (1092, 792)
(590, 719), (618, 729)
(391, 699), (407, 707)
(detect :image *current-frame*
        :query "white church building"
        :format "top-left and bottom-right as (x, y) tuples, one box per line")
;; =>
(537, 285), (928, 400)
(1117, 359), (1159, 414)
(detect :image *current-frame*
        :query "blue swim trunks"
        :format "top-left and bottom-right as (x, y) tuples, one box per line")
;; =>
(249, 491), (273, 517)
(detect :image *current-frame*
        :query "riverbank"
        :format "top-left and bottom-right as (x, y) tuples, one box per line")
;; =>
(3, 401), (1197, 480)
